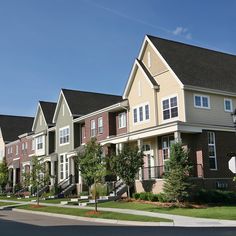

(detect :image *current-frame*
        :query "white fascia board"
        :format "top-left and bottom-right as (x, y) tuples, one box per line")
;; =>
(184, 85), (236, 97)
(52, 90), (72, 123)
(32, 103), (40, 132)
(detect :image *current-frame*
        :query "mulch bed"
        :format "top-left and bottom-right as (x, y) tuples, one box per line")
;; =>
(29, 204), (46, 209)
(85, 211), (101, 216)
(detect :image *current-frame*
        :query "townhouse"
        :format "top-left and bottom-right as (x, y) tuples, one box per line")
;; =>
(0, 115), (34, 189)
(2, 34), (236, 195)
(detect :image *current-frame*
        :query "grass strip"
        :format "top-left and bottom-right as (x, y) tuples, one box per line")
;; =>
(0, 202), (19, 206)
(16, 204), (171, 222)
(93, 201), (236, 221)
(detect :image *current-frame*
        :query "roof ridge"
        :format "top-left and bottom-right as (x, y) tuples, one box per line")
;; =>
(62, 88), (122, 97)
(147, 34), (236, 58)
(0, 114), (34, 119)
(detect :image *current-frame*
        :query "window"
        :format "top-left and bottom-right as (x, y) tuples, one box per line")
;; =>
(133, 103), (150, 124)
(162, 96), (178, 120)
(162, 136), (175, 161)
(90, 120), (96, 137)
(60, 154), (69, 180)
(32, 140), (35, 151)
(16, 145), (18, 155)
(22, 143), (25, 150)
(133, 108), (138, 123)
(118, 112), (127, 128)
(10, 147), (13, 153)
(194, 95), (210, 109)
(59, 127), (70, 145)
(98, 117), (103, 134)
(224, 99), (233, 112)
(208, 132), (217, 170)
(25, 142), (28, 150)
(36, 136), (43, 150)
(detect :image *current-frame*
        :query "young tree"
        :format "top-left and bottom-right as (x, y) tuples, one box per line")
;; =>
(0, 157), (8, 192)
(77, 138), (106, 212)
(111, 144), (144, 199)
(163, 142), (191, 203)
(24, 156), (50, 205)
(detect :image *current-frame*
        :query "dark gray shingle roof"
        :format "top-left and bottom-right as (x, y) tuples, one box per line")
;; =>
(147, 35), (236, 93)
(0, 115), (34, 142)
(62, 89), (123, 116)
(39, 101), (57, 126)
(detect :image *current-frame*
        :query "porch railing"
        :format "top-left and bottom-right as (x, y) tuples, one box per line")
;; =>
(138, 164), (204, 181)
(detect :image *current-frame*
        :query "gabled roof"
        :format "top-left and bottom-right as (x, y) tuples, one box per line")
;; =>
(39, 101), (57, 125)
(147, 35), (236, 93)
(53, 89), (123, 122)
(0, 115), (34, 143)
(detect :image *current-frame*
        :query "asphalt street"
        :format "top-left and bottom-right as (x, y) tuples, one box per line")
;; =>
(0, 209), (236, 236)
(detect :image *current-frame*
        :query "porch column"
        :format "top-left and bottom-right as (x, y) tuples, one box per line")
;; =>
(70, 157), (75, 176)
(174, 131), (182, 143)
(13, 168), (16, 189)
(50, 161), (55, 186)
(116, 143), (124, 155)
(137, 139), (143, 180)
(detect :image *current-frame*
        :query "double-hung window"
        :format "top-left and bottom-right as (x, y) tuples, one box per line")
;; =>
(194, 95), (210, 109)
(133, 103), (150, 124)
(98, 117), (103, 134)
(118, 112), (126, 128)
(36, 136), (43, 150)
(90, 120), (96, 137)
(208, 132), (217, 170)
(162, 96), (178, 120)
(224, 98), (233, 112)
(59, 127), (70, 145)
(60, 154), (69, 180)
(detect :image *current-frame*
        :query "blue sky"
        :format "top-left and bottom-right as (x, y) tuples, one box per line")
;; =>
(0, 0), (236, 116)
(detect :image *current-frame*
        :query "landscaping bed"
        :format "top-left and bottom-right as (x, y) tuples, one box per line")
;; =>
(15, 204), (172, 222)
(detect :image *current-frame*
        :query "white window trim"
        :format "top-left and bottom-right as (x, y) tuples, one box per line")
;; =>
(118, 112), (127, 129)
(161, 94), (179, 123)
(59, 126), (70, 146)
(194, 94), (211, 109)
(98, 117), (103, 134)
(208, 132), (217, 171)
(224, 98), (233, 112)
(36, 136), (44, 150)
(59, 153), (69, 181)
(132, 102), (150, 125)
(90, 119), (96, 137)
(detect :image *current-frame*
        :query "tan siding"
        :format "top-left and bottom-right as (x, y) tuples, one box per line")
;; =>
(185, 90), (236, 126)
(141, 43), (167, 76)
(155, 71), (185, 124)
(34, 108), (48, 133)
(128, 67), (156, 132)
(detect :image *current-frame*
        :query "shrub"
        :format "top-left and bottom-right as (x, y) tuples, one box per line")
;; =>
(193, 189), (236, 204)
(139, 192), (151, 201)
(158, 192), (168, 202)
(80, 191), (89, 196)
(149, 193), (159, 202)
(133, 192), (140, 200)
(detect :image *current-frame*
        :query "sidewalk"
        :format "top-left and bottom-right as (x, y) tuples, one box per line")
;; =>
(1, 199), (236, 227)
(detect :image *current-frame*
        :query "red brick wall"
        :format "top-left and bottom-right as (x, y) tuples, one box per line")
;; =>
(115, 112), (127, 135)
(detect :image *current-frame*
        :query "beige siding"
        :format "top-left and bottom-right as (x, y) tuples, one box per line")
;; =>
(141, 43), (167, 76)
(128, 67), (156, 132)
(56, 98), (73, 154)
(155, 71), (185, 124)
(0, 129), (4, 162)
(34, 108), (47, 133)
(185, 90), (236, 126)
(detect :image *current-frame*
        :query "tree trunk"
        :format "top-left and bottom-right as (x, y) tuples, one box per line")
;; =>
(37, 184), (39, 206)
(94, 182), (98, 212)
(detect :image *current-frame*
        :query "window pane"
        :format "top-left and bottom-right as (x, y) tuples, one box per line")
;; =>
(162, 99), (169, 110)
(208, 145), (215, 156)
(202, 97), (209, 107)
(225, 100), (231, 111)
(171, 107), (178, 118)
(170, 97), (177, 107)
(163, 110), (170, 120)
(145, 105), (149, 120)
(209, 157), (216, 169)
(133, 108), (137, 123)
(195, 96), (201, 106)
(139, 107), (143, 121)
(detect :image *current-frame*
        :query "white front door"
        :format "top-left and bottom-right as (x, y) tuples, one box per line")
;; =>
(59, 154), (69, 181)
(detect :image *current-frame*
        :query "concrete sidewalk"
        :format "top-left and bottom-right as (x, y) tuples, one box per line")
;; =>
(1, 199), (236, 227)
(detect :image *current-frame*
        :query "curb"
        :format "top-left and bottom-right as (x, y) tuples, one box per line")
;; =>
(12, 208), (174, 226)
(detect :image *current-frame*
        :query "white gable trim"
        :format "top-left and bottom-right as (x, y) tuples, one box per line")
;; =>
(32, 103), (47, 132)
(145, 36), (184, 88)
(123, 59), (158, 99)
(52, 90), (72, 123)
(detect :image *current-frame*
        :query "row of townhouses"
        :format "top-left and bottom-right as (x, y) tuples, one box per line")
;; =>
(1, 35), (236, 195)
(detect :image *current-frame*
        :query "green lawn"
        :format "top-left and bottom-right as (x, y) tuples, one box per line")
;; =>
(93, 201), (236, 220)
(16, 205), (171, 222)
(0, 202), (19, 206)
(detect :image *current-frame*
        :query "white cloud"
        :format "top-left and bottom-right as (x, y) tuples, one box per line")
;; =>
(172, 26), (192, 40)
